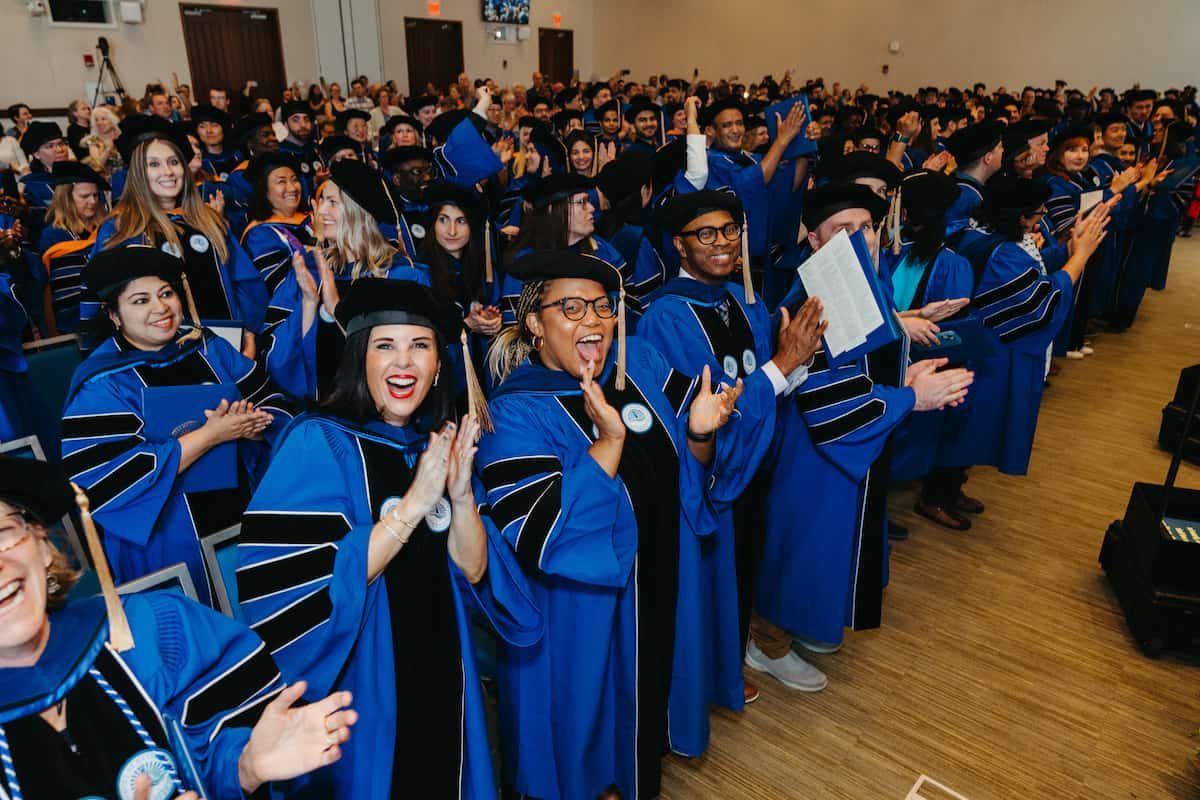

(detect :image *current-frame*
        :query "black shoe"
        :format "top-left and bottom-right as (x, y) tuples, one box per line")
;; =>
(888, 521), (910, 541)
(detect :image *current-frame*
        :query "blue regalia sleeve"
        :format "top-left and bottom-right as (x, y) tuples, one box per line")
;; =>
(477, 398), (639, 586)
(241, 224), (294, 296)
(790, 360), (915, 482)
(926, 249), (974, 302)
(975, 243), (1074, 354)
(81, 220), (118, 329)
(256, 269), (319, 400)
(437, 119), (504, 188)
(626, 238), (666, 313)
(61, 379), (184, 546)
(224, 233), (269, 333)
(237, 420), (371, 699)
(206, 332), (299, 434)
(707, 155), (769, 258)
(449, 476), (543, 647)
(498, 270), (523, 327)
(121, 592), (287, 800)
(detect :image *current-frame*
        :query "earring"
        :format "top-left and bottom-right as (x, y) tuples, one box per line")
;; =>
(433, 369), (440, 387)
(46, 571), (60, 595)
(531, 334), (544, 350)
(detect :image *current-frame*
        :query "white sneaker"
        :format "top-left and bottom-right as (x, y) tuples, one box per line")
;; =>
(792, 635), (843, 654)
(1065, 350), (1085, 360)
(1080, 344), (1095, 355)
(745, 641), (828, 692)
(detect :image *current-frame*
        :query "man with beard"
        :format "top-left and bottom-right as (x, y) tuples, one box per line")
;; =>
(381, 145), (438, 253)
(277, 99), (322, 187)
(623, 98), (663, 153)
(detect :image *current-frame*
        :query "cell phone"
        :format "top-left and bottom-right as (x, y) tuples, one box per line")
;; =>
(621, 69), (631, 75)
(249, 80), (259, 88)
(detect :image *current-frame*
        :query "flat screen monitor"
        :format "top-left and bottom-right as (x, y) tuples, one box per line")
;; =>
(482, 0), (529, 24)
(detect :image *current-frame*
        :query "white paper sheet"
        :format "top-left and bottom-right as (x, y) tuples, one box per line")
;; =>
(1079, 189), (1104, 214)
(796, 229), (885, 359)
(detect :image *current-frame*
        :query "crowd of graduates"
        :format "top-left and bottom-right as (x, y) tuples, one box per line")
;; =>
(0, 65), (1196, 800)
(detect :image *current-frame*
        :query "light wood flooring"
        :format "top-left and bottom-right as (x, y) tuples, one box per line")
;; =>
(659, 237), (1200, 799)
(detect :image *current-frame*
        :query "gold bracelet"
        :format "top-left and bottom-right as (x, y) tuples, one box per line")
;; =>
(380, 511), (417, 544)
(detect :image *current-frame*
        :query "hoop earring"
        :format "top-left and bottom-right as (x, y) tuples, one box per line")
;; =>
(531, 334), (544, 351)
(46, 571), (60, 595)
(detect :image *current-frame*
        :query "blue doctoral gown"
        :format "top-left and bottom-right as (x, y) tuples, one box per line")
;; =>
(237, 413), (541, 799)
(60, 330), (296, 604)
(0, 593), (287, 800)
(499, 236), (628, 327)
(476, 339), (721, 800)
(636, 276), (778, 754)
(0, 270), (35, 442)
(940, 231), (1073, 475)
(38, 224), (95, 334)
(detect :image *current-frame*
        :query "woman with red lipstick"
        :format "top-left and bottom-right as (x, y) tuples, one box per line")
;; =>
(60, 246), (298, 608)
(87, 126), (267, 343)
(478, 251), (751, 800)
(237, 278), (541, 798)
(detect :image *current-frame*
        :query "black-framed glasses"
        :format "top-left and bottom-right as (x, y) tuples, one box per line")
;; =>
(540, 295), (617, 320)
(1021, 206), (1048, 219)
(677, 221), (742, 245)
(567, 197), (593, 209)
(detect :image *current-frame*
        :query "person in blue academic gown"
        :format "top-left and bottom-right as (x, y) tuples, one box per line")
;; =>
(943, 121), (1005, 238)
(190, 104), (239, 180)
(86, 126), (267, 344)
(61, 246), (296, 606)
(478, 251), (745, 799)
(639, 189), (826, 729)
(594, 150), (669, 316)
(239, 152), (316, 296)
(37, 161), (108, 336)
(940, 176), (1109, 476)
(0, 268), (36, 443)
(753, 184), (973, 688)
(878, 169), (977, 530)
(0, 456), (357, 800)
(238, 278), (541, 799)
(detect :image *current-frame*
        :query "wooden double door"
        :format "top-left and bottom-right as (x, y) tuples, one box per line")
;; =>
(180, 4), (287, 108)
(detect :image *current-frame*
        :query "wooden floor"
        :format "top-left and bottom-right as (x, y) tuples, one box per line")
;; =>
(659, 238), (1200, 799)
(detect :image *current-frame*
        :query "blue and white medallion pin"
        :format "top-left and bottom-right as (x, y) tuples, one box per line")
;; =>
(116, 748), (177, 800)
(621, 403), (653, 434)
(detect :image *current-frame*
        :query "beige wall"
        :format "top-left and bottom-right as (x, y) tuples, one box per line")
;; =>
(378, 0), (596, 96)
(591, 0), (1200, 93)
(1, 0), (320, 109)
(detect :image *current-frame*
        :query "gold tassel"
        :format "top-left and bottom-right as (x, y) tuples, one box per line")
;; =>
(615, 285), (627, 390)
(484, 219), (495, 285)
(72, 483), (134, 652)
(741, 221), (755, 304)
(176, 271), (206, 352)
(890, 187), (903, 255)
(461, 328), (493, 433)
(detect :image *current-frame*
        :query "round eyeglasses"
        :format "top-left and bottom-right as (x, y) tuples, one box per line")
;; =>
(540, 296), (617, 320)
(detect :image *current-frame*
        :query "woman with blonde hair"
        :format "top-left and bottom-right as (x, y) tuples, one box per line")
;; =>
(65, 98), (91, 158)
(39, 161), (108, 334)
(87, 126), (266, 343)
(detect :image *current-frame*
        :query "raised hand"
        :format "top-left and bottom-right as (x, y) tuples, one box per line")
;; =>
(236, 681), (357, 795)
(446, 414), (480, 504)
(901, 315), (941, 346)
(205, 188), (225, 215)
(580, 359), (624, 441)
(906, 358), (974, 411)
(1070, 202), (1110, 259)
(293, 251), (318, 305)
(687, 365), (743, 437)
(918, 297), (970, 322)
(133, 774), (198, 800)
(403, 423), (456, 520)
(201, 399), (274, 444)
(922, 150), (952, 172)
(776, 102), (806, 144)
(312, 248), (340, 320)
(896, 110), (922, 139)
(774, 297), (826, 373)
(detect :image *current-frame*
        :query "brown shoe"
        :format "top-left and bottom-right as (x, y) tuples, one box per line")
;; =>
(956, 492), (985, 514)
(744, 680), (760, 705)
(914, 501), (972, 531)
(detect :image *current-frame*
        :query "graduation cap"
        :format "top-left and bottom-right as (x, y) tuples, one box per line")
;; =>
(526, 93), (552, 112)
(189, 103), (230, 130)
(113, 116), (194, 165)
(898, 169), (959, 217)
(0, 455), (75, 525)
(528, 124), (567, 167)
(851, 126), (886, 145)
(802, 182), (890, 230)
(944, 121), (1004, 164)
(1049, 121), (1095, 150)
(555, 87), (580, 107)
(981, 174), (1050, 213)
(336, 277), (449, 337)
(700, 97), (744, 128)
(660, 102), (683, 127)
(886, 100), (920, 128)
(382, 145), (435, 170)
(335, 108), (371, 132)
(281, 99), (313, 121)
(1031, 98), (1064, 121)
(1094, 111), (1130, 131)
(319, 135), (359, 163)
(595, 150), (653, 208)
(553, 108), (583, 133)
(582, 83), (608, 103)
(50, 160), (109, 191)
(246, 151), (301, 185)
(406, 94), (439, 115)
(231, 112), (274, 148)
(1002, 119), (1051, 158)
(521, 172), (591, 209)
(623, 98), (659, 124)
(20, 121), (64, 155)
(517, 114), (540, 130)
(0, 456), (134, 651)
(84, 243), (183, 300)
(595, 98), (621, 119)
(384, 113), (423, 137)
(423, 181), (494, 283)
(425, 109), (486, 146)
(817, 151), (902, 190)
(653, 188), (744, 233)
(1127, 88), (1157, 104)
(329, 159), (399, 226)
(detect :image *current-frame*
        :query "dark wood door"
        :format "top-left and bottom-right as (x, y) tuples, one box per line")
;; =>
(180, 4), (287, 110)
(404, 18), (465, 98)
(538, 28), (574, 85)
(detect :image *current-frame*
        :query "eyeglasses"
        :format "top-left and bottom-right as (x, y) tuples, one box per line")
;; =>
(567, 197), (593, 209)
(677, 222), (743, 245)
(540, 296), (617, 320)
(0, 512), (34, 555)
(1021, 207), (1048, 219)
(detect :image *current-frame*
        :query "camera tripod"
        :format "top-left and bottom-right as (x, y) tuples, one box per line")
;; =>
(90, 37), (126, 109)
